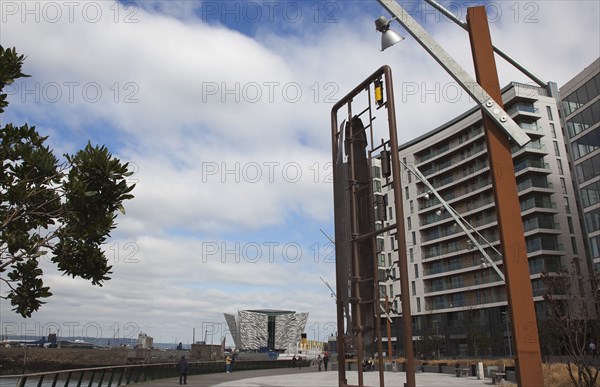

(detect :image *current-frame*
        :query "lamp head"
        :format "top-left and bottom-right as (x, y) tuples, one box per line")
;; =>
(375, 16), (405, 51)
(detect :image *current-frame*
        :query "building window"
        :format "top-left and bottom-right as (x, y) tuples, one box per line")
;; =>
(553, 141), (560, 156)
(377, 238), (385, 252)
(564, 197), (571, 213)
(405, 186), (410, 199)
(410, 200), (414, 214)
(373, 180), (382, 193)
(389, 206), (393, 220)
(568, 217), (574, 233)
(571, 237), (578, 254)
(409, 248), (414, 263)
(566, 100), (600, 137)
(411, 281), (416, 296)
(373, 165), (381, 179)
(546, 106), (554, 121)
(550, 123), (557, 138)
(560, 178), (568, 194)
(378, 253), (386, 267)
(389, 284), (394, 298)
(417, 297), (421, 313)
(380, 285), (387, 297)
(414, 264), (419, 278)
(590, 235), (600, 258)
(407, 217), (412, 230)
(412, 231), (416, 245)
(557, 159), (564, 175)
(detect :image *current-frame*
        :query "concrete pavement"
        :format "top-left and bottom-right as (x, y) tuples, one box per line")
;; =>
(132, 368), (512, 386)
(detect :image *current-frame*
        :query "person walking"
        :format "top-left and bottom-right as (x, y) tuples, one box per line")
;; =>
(225, 355), (232, 373)
(291, 355), (297, 369)
(317, 355), (323, 371)
(177, 355), (188, 385)
(323, 352), (329, 371)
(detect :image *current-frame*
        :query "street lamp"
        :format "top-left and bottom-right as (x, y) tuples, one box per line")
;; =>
(374, 16), (405, 51)
(374, 1), (545, 386)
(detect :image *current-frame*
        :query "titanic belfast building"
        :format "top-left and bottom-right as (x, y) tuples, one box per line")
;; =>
(224, 309), (308, 351)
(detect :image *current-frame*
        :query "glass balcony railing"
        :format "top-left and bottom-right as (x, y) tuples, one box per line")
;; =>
(514, 159), (550, 173)
(506, 103), (540, 116)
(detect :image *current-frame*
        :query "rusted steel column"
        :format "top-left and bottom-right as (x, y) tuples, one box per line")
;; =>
(383, 66), (416, 387)
(466, 7), (544, 387)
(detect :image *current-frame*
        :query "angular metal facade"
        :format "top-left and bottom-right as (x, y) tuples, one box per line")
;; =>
(224, 310), (308, 351)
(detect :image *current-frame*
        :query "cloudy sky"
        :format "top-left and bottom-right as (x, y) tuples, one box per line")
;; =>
(1, 0), (598, 346)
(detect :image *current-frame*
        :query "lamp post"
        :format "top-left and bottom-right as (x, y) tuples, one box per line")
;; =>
(374, 1), (544, 385)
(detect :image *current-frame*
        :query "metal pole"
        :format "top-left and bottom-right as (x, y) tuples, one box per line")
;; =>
(466, 7), (543, 386)
(402, 161), (505, 281)
(423, 0), (547, 87)
(376, 0), (531, 148)
(383, 66), (416, 387)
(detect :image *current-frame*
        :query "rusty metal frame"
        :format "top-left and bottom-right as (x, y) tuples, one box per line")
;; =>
(466, 7), (544, 386)
(331, 65), (415, 387)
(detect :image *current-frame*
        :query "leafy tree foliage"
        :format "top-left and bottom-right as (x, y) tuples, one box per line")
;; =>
(0, 46), (135, 317)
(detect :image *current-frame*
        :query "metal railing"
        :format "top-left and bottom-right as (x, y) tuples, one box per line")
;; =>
(0, 359), (301, 387)
(1, 363), (177, 387)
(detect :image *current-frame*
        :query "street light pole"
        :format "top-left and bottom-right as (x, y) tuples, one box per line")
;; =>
(374, 2), (544, 385)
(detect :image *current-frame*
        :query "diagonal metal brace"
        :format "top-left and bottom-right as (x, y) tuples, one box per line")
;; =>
(376, 0), (531, 147)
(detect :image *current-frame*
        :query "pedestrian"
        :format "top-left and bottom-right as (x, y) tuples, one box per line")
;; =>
(225, 355), (232, 373)
(589, 341), (597, 358)
(317, 354), (322, 371)
(177, 355), (188, 385)
(291, 355), (297, 368)
(323, 352), (329, 371)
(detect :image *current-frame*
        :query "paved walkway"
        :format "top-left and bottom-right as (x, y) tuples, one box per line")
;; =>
(132, 368), (509, 387)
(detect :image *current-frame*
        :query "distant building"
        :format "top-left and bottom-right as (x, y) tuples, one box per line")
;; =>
(224, 309), (308, 352)
(190, 342), (222, 360)
(137, 332), (153, 349)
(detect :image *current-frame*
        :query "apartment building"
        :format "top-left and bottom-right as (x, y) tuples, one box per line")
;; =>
(377, 81), (589, 357)
(559, 58), (600, 273)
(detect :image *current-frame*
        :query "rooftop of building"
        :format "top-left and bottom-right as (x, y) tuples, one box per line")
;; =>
(397, 81), (553, 152)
